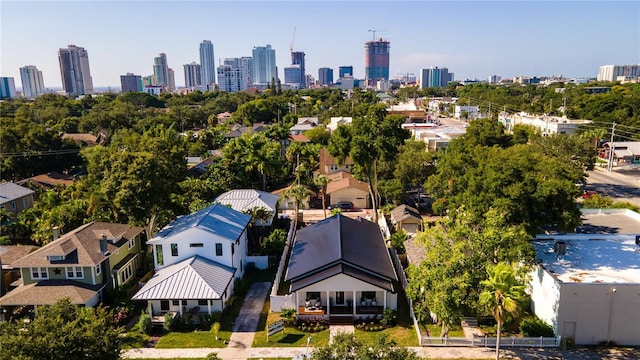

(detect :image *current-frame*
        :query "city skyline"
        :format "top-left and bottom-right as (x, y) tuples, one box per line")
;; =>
(1, 1), (638, 89)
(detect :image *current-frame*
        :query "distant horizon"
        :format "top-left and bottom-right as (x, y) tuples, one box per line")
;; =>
(2, 1), (638, 88)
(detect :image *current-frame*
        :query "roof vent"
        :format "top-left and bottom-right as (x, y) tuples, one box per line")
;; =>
(554, 241), (567, 257)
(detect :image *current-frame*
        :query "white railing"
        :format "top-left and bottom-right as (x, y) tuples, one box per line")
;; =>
(420, 335), (561, 348)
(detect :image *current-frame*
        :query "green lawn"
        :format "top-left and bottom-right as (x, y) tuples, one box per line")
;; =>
(120, 329), (150, 349)
(355, 324), (418, 347)
(422, 323), (465, 338)
(253, 309), (330, 347)
(154, 330), (227, 348)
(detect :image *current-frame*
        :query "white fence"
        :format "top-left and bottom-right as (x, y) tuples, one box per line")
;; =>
(270, 218), (297, 312)
(420, 335), (561, 348)
(246, 255), (269, 269)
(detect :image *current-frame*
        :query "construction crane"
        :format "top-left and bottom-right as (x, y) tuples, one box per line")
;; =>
(290, 26), (296, 52)
(368, 28), (387, 41)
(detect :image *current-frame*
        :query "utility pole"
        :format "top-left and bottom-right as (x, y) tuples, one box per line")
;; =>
(562, 97), (567, 118)
(607, 123), (617, 172)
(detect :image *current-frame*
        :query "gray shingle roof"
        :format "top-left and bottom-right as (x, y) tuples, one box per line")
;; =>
(0, 182), (34, 205)
(285, 214), (397, 288)
(132, 256), (235, 300)
(390, 204), (422, 224)
(0, 280), (104, 306)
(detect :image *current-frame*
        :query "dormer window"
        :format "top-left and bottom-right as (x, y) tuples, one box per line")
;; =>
(46, 255), (65, 261)
(66, 266), (83, 279)
(31, 267), (48, 279)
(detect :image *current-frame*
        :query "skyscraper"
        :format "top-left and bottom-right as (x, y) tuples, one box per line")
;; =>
(19, 65), (45, 98)
(291, 51), (306, 88)
(218, 59), (248, 93)
(318, 67), (333, 85)
(364, 39), (390, 83)
(184, 62), (201, 88)
(252, 44), (277, 85)
(199, 40), (216, 86)
(420, 67), (453, 89)
(0, 77), (17, 99)
(153, 53), (169, 89)
(168, 68), (175, 91)
(284, 65), (303, 89)
(339, 66), (353, 78)
(58, 45), (93, 95)
(120, 73), (142, 93)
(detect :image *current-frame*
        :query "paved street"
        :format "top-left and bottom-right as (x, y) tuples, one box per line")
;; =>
(585, 167), (640, 206)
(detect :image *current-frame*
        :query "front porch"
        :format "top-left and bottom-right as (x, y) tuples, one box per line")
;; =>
(295, 290), (392, 320)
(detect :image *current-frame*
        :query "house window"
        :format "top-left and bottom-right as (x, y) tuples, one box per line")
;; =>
(306, 292), (320, 301)
(31, 267), (48, 279)
(120, 263), (133, 284)
(170, 243), (178, 256)
(215, 243), (223, 256)
(362, 291), (376, 300)
(161, 300), (170, 311)
(66, 266), (83, 279)
(23, 197), (29, 208)
(128, 238), (135, 249)
(172, 300), (180, 306)
(96, 264), (101, 275)
(11, 201), (16, 211)
(155, 244), (164, 266)
(190, 243), (204, 248)
(198, 299), (208, 306)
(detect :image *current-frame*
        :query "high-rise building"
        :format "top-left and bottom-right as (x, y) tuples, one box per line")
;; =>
(58, 45), (93, 95)
(218, 58), (250, 93)
(318, 67), (333, 85)
(142, 75), (153, 87)
(239, 57), (253, 86)
(199, 40), (216, 86)
(284, 65), (303, 89)
(291, 51), (306, 88)
(339, 66), (353, 78)
(488, 75), (502, 84)
(153, 53), (170, 89)
(420, 67), (453, 88)
(184, 62), (201, 88)
(364, 39), (390, 83)
(0, 77), (17, 99)
(597, 64), (640, 81)
(252, 44), (277, 85)
(120, 73), (142, 93)
(19, 65), (45, 98)
(168, 68), (175, 91)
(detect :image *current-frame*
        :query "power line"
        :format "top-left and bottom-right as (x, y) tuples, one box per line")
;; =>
(0, 149), (81, 158)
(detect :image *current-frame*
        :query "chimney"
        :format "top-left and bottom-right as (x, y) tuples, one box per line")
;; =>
(554, 241), (567, 256)
(52, 227), (60, 240)
(99, 233), (108, 255)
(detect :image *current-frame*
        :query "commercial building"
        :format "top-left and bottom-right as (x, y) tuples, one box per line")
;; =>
(199, 40), (216, 86)
(339, 66), (353, 78)
(183, 62), (201, 88)
(218, 58), (251, 93)
(58, 45), (93, 95)
(597, 64), (640, 82)
(19, 65), (44, 98)
(120, 73), (142, 93)
(252, 44), (277, 85)
(420, 67), (453, 88)
(284, 65), (303, 89)
(530, 209), (640, 346)
(167, 67), (175, 92)
(153, 53), (170, 89)
(498, 111), (591, 136)
(291, 51), (306, 88)
(0, 77), (17, 99)
(364, 38), (390, 84)
(318, 67), (333, 85)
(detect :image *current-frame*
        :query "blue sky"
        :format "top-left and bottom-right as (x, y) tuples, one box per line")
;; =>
(1, 1), (639, 88)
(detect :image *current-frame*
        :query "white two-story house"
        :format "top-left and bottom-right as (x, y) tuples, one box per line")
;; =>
(132, 203), (251, 316)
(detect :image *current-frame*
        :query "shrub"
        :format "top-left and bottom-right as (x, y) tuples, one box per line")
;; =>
(381, 308), (397, 326)
(138, 313), (152, 335)
(211, 322), (221, 340)
(519, 317), (555, 337)
(206, 352), (220, 360)
(163, 313), (175, 332)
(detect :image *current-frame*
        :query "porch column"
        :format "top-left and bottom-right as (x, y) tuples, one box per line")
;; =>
(207, 300), (212, 315)
(33, 304), (38, 316)
(296, 291), (299, 315)
(326, 291), (330, 316)
(179, 302), (183, 316)
(353, 290), (356, 316)
(147, 302), (152, 316)
(383, 290), (387, 310)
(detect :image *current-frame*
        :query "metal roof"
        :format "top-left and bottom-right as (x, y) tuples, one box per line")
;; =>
(0, 182), (34, 205)
(132, 256), (235, 300)
(285, 214), (397, 284)
(151, 203), (250, 243)
(214, 189), (279, 214)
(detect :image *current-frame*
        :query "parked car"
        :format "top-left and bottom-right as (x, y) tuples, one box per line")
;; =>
(328, 201), (354, 211)
(582, 190), (598, 199)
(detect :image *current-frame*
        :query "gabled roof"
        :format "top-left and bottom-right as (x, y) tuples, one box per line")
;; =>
(214, 189), (279, 213)
(285, 214), (397, 290)
(19, 172), (74, 187)
(318, 148), (353, 174)
(150, 203), (250, 244)
(291, 134), (310, 142)
(0, 280), (103, 306)
(297, 117), (319, 125)
(326, 173), (369, 194)
(12, 222), (143, 268)
(0, 182), (34, 205)
(132, 256), (235, 300)
(604, 141), (640, 156)
(391, 204), (422, 224)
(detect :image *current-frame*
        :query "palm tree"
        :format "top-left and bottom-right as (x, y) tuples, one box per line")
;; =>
(313, 175), (330, 219)
(479, 262), (527, 360)
(283, 184), (312, 223)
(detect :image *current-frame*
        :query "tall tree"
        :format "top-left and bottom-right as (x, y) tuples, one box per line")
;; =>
(479, 262), (528, 360)
(313, 175), (330, 219)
